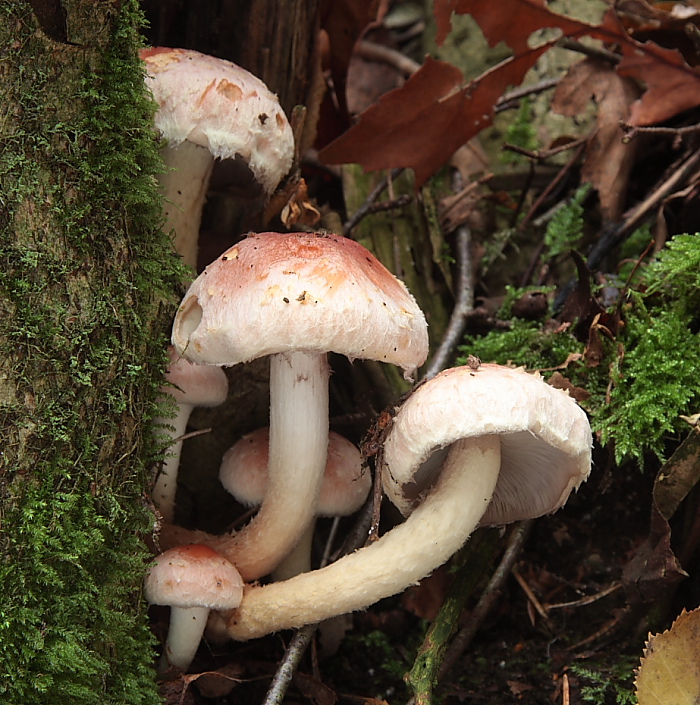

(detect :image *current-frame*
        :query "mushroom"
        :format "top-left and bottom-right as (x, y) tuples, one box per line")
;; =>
(221, 363), (592, 640)
(153, 346), (229, 524)
(144, 544), (243, 672)
(140, 47), (294, 269)
(219, 427), (370, 580)
(163, 231), (428, 581)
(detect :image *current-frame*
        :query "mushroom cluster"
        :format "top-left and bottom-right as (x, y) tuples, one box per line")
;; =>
(161, 230), (428, 580)
(145, 226), (593, 673)
(140, 50), (593, 669)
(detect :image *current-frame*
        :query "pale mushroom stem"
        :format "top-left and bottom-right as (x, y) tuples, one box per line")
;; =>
(155, 352), (330, 580)
(153, 403), (193, 524)
(225, 435), (501, 640)
(208, 351), (329, 580)
(159, 141), (215, 270)
(271, 519), (316, 581)
(162, 605), (210, 672)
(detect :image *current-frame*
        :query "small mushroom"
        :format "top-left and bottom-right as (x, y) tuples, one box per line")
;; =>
(153, 346), (228, 524)
(162, 231), (428, 581)
(144, 544), (243, 672)
(219, 427), (370, 580)
(222, 363), (591, 640)
(140, 48), (294, 269)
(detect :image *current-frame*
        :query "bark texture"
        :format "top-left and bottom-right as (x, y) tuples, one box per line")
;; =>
(0, 2), (182, 703)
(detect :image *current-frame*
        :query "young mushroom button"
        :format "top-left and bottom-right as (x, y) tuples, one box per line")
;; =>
(140, 48), (294, 269)
(144, 544), (243, 673)
(222, 363), (591, 640)
(219, 427), (369, 580)
(166, 231), (428, 581)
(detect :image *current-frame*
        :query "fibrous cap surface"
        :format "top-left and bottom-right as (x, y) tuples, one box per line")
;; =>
(220, 427), (370, 515)
(141, 47), (294, 194)
(171, 232), (429, 378)
(145, 544), (243, 610)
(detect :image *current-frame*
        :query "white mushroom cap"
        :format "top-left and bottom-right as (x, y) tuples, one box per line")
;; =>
(140, 47), (294, 195)
(145, 544), (243, 611)
(382, 363), (592, 525)
(219, 363), (591, 640)
(220, 427), (370, 516)
(163, 346), (229, 408)
(171, 231), (429, 379)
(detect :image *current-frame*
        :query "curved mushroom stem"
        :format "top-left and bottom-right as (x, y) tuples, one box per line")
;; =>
(153, 402), (194, 524)
(271, 519), (316, 581)
(228, 351), (328, 579)
(162, 605), (210, 672)
(159, 141), (215, 270)
(159, 351), (329, 581)
(225, 435), (501, 640)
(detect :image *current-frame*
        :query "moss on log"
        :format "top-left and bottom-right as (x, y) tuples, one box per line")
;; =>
(0, 2), (183, 702)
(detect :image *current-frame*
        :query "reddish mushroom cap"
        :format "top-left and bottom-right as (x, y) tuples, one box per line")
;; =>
(140, 47), (294, 194)
(145, 544), (243, 611)
(220, 427), (370, 516)
(171, 232), (429, 378)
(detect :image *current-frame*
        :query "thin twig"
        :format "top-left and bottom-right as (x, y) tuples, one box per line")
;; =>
(502, 136), (587, 162)
(437, 520), (534, 681)
(620, 120), (700, 140)
(342, 168), (404, 236)
(495, 78), (560, 112)
(554, 147), (700, 309)
(355, 40), (422, 76)
(557, 37), (621, 65)
(260, 498), (374, 705)
(422, 224), (474, 380)
(260, 624), (318, 705)
(546, 581), (622, 610)
(512, 564), (555, 628)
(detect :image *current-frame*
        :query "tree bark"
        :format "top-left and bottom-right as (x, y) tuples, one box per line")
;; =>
(0, 2), (181, 703)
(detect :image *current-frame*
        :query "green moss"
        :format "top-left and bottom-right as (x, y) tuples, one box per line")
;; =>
(0, 1), (183, 702)
(543, 183), (591, 259)
(500, 97), (538, 164)
(460, 233), (700, 467)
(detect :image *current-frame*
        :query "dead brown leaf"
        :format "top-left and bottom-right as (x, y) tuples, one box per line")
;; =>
(320, 48), (551, 186)
(320, 0), (389, 119)
(547, 370), (590, 403)
(320, 2), (700, 187)
(434, 0), (589, 50)
(653, 426), (700, 521)
(622, 503), (687, 603)
(293, 671), (338, 705)
(553, 59), (640, 220)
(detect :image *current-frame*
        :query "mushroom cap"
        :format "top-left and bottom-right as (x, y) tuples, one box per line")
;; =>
(382, 363), (592, 525)
(171, 232), (429, 378)
(162, 346), (229, 407)
(220, 427), (370, 516)
(145, 544), (243, 610)
(140, 47), (294, 194)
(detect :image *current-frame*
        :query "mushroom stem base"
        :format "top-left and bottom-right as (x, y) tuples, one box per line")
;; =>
(162, 605), (210, 672)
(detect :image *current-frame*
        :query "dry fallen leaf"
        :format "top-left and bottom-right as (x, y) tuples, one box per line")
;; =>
(553, 59), (640, 220)
(321, 1), (700, 187)
(635, 607), (700, 705)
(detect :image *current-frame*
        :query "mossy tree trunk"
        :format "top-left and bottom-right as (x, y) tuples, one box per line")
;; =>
(0, 2), (182, 703)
